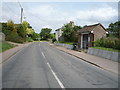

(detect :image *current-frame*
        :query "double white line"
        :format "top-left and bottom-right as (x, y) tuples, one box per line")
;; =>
(41, 51), (65, 89)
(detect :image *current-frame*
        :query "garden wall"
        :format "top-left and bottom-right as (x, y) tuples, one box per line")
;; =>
(54, 43), (73, 50)
(87, 48), (120, 62)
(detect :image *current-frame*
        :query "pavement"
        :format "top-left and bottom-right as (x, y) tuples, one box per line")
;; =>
(2, 42), (118, 88)
(0, 42), (32, 64)
(50, 43), (119, 74)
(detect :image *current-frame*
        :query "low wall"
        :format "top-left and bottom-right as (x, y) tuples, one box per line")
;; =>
(87, 48), (120, 62)
(54, 43), (73, 50)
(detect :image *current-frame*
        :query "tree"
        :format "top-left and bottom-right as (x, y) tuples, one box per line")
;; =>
(26, 28), (34, 36)
(22, 21), (29, 31)
(40, 28), (52, 40)
(7, 20), (14, 32)
(61, 21), (82, 42)
(50, 33), (55, 39)
(72, 25), (82, 42)
(22, 21), (35, 38)
(62, 23), (73, 41)
(107, 21), (120, 38)
(2, 23), (9, 36)
(16, 24), (26, 39)
(31, 32), (40, 40)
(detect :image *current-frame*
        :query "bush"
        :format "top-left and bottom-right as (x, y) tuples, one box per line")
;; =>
(6, 33), (24, 43)
(94, 37), (120, 50)
(26, 37), (33, 42)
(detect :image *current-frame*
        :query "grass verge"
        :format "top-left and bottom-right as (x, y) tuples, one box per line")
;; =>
(0, 42), (17, 52)
(92, 47), (120, 52)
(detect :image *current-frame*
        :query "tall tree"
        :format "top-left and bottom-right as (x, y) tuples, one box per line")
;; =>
(107, 21), (120, 38)
(62, 23), (73, 41)
(40, 28), (52, 40)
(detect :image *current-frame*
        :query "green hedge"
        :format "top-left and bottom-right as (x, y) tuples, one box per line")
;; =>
(94, 37), (120, 50)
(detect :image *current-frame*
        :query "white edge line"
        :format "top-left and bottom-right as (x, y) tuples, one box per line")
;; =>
(47, 62), (65, 89)
(41, 52), (45, 58)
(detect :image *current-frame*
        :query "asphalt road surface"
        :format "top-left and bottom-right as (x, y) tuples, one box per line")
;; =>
(2, 42), (118, 88)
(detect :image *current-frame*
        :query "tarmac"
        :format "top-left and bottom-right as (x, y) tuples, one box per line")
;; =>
(0, 42), (119, 74)
(50, 43), (119, 74)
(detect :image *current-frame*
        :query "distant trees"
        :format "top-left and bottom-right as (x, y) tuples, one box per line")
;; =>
(40, 28), (52, 40)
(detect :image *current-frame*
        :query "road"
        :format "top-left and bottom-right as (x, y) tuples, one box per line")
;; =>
(2, 42), (118, 88)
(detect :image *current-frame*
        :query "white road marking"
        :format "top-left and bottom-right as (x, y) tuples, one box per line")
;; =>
(47, 62), (65, 89)
(41, 52), (45, 58)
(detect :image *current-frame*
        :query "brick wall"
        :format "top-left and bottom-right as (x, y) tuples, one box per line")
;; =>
(89, 33), (94, 47)
(93, 25), (106, 41)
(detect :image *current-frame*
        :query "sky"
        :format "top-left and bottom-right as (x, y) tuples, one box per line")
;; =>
(1, 0), (119, 33)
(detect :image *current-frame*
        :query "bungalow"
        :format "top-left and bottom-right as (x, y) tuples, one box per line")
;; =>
(78, 23), (108, 49)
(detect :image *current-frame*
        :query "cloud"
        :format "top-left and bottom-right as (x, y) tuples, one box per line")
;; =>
(76, 7), (117, 22)
(28, 4), (117, 32)
(74, 6), (118, 27)
(28, 5), (55, 17)
(1, 2), (118, 33)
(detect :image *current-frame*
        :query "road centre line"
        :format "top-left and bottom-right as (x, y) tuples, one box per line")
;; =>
(41, 50), (65, 89)
(41, 52), (45, 58)
(47, 62), (65, 89)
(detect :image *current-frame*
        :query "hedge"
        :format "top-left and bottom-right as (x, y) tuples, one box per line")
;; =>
(94, 37), (120, 50)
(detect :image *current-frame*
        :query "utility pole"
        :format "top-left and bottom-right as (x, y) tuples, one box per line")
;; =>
(21, 8), (23, 24)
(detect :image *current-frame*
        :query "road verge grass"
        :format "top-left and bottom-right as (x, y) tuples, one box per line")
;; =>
(0, 42), (17, 52)
(92, 47), (120, 52)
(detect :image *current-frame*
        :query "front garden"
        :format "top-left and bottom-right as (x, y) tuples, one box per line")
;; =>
(93, 37), (120, 52)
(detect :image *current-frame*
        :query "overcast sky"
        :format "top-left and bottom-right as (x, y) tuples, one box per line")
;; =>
(1, 0), (119, 33)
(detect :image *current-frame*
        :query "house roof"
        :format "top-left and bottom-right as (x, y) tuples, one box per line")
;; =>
(79, 23), (106, 33)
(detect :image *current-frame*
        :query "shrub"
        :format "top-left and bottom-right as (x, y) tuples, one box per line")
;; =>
(6, 33), (24, 43)
(94, 37), (120, 50)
